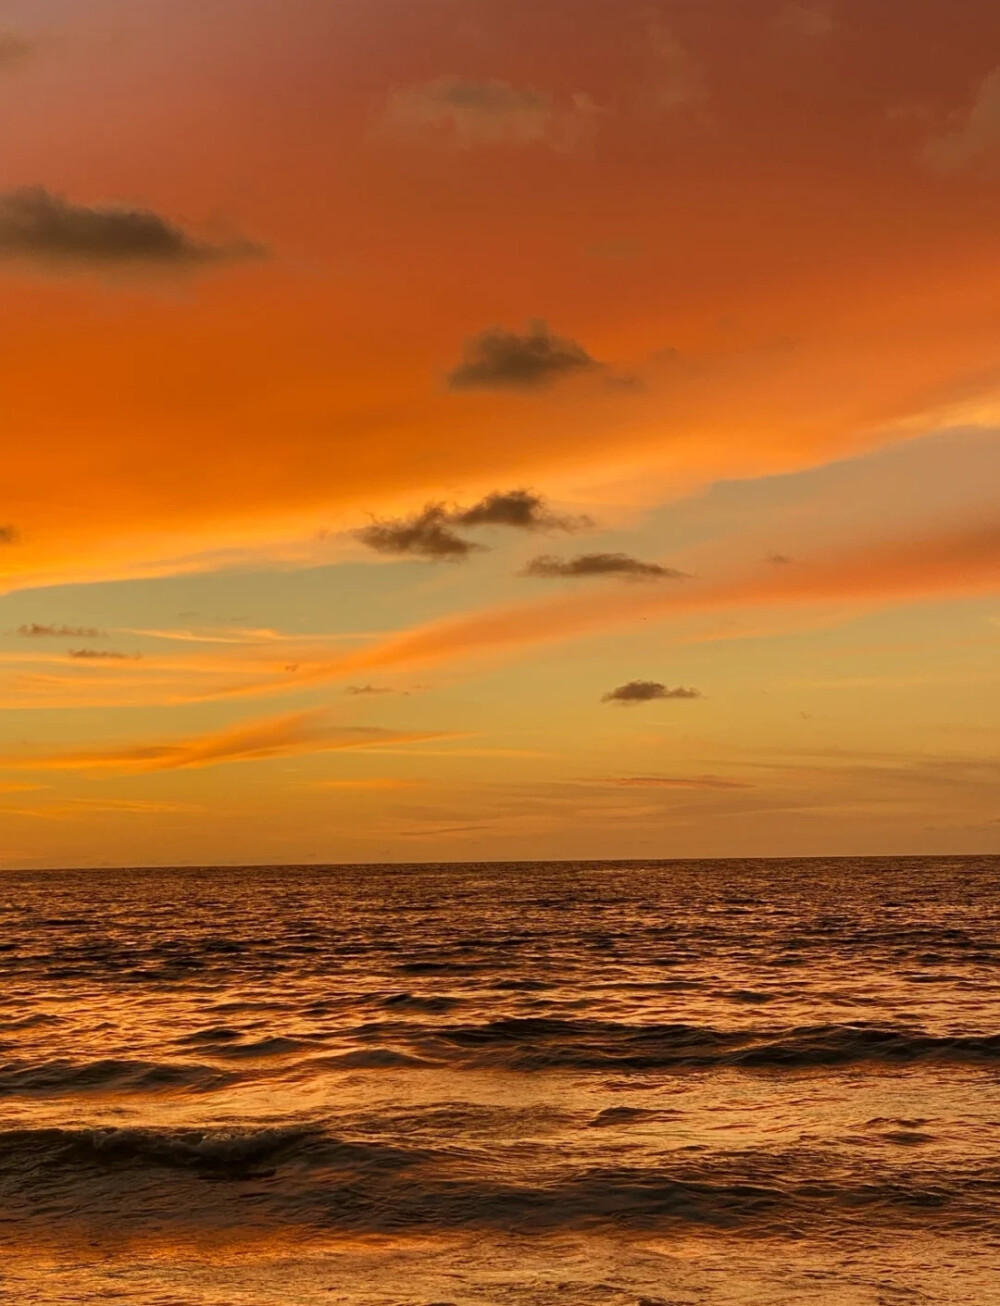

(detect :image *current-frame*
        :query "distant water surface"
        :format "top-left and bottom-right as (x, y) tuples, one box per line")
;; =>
(2, 857), (1000, 1304)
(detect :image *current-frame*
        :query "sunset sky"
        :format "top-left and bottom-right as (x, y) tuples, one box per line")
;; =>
(1, 0), (998, 867)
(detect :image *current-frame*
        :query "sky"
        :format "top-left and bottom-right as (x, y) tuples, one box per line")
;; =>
(0, 0), (998, 868)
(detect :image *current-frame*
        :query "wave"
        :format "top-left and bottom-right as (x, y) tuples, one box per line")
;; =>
(3, 1122), (998, 1235)
(406, 1018), (1000, 1071)
(0, 1057), (236, 1096)
(5, 1021), (998, 1099)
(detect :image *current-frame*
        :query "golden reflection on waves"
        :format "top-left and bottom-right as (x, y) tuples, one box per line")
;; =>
(2, 858), (1000, 1303)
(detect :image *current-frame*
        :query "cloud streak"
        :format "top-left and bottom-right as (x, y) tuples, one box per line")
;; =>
(0, 711), (453, 774)
(522, 552), (686, 581)
(16, 623), (106, 638)
(318, 516), (1000, 683)
(384, 77), (601, 152)
(0, 187), (264, 272)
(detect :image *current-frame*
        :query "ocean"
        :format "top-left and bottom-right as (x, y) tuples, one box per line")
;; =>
(2, 857), (999, 1305)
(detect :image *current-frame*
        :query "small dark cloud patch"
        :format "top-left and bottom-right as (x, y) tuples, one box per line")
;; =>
(346, 684), (394, 696)
(447, 320), (598, 391)
(455, 489), (589, 532)
(68, 648), (141, 661)
(0, 525), (17, 544)
(357, 489), (586, 561)
(602, 680), (701, 705)
(523, 552), (687, 581)
(0, 187), (265, 272)
(17, 623), (105, 638)
(765, 552), (793, 565)
(0, 32), (34, 70)
(356, 505), (481, 560)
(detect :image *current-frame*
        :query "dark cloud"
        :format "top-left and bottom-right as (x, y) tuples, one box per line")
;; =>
(0, 32), (34, 70)
(355, 505), (482, 560)
(0, 525), (17, 544)
(17, 623), (105, 638)
(0, 187), (265, 272)
(447, 320), (599, 391)
(765, 552), (794, 565)
(357, 489), (588, 560)
(602, 680), (701, 705)
(455, 489), (589, 532)
(522, 552), (687, 581)
(345, 684), (394, 696)
(68, 648), (141, 661)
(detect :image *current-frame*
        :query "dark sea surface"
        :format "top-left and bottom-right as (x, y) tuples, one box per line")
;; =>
(2, 857), (1000, 1305)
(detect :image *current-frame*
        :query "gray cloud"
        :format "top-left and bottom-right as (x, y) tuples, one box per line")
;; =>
(0, 187), (265, 272)
(522, 552), (687, 581)
(765, 552), (793, 565)
(345, 684), (394, 696)
(357, 490), (587, 561)
(602, 680), (701, 705)
(0, 525), (17, 544)
(17, 623), (105, 638)
(384, 77), (600, 152)
(68, 648), (141, 661)
(0, 31), (34, 70)
(455, 489), (589, 532)
(356, 505), (481, 560)
(447, 320), (599, 391)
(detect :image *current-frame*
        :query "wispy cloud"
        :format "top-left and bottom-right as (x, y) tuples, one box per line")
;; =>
(922, 67), (1000, 171)
(384, 77), (601, 152)
(324, 516), (1000, 682)
(16, 623), (106, 639)
(775, 3), (834, 38)
(0, 711), (453, 774)
(0, 31), (34, 71)
(592, 774), (751, 790)
(68, 648), (141, 661)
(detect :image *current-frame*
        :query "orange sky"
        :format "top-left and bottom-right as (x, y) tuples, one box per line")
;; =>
(0, 0), (998, 866)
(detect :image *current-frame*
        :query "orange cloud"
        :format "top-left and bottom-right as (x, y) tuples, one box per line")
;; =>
(0, 710), (453, 774)
(317, 516), (1000, 679)
(1, 3), (1000, 589)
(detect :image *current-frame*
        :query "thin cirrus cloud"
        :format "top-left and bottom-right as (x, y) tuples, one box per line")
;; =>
(0, 710), (454, 774)
(0, 31), (33, 70)
(922, 67), (1000, 171)
(356, 490), (587, 560)
(446, 321), (600, 391)
(602, 681), (702, 705)
(383, 76), (601, 152)
(522, 553), (688, 581)
(774, 2), (834, 38)
(16, 624), (106, 638)
(67, 648), (141, 661)
(0, 187), (265, 273)
(322, 516), (1000, 687)
(592, 775), (753, 790)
